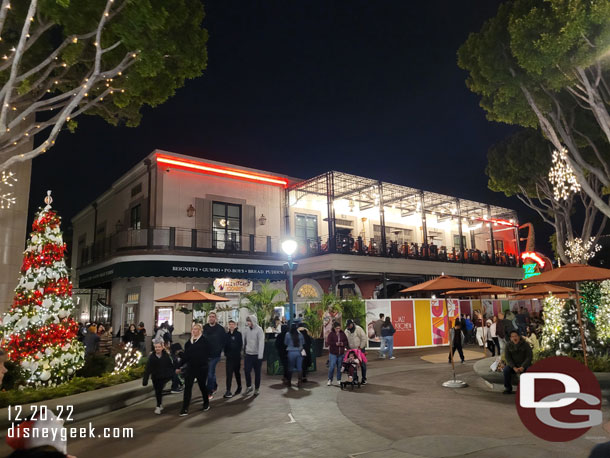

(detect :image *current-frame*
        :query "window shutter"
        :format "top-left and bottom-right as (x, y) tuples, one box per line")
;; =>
(195, 198), (212, 248)
(243, 205), (256, 250)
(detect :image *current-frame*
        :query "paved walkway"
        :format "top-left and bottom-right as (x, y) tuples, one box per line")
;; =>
(3, 347), (608, 457)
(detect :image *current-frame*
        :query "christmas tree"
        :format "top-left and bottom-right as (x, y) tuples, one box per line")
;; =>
(559, 299), (593, 354)
(597, 280), (610, 345)
(0, 191), (84, 387)
(541, 294), (566, 353)
(580, 281), (601, 324)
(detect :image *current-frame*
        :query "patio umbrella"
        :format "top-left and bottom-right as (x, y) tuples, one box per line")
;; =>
(400, 275), (492, 294)
(443, 285), (514, 297)
(155, 289), (230, 303)
(516, 263), (610, 285)
(517, 264), (610, 367)
(510, 283), (575, 298)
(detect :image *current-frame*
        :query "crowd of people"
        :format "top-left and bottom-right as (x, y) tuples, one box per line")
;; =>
(451, 306), (540, 394)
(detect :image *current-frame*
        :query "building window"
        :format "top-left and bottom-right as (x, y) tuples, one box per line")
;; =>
(130, 204), (141, 230)
(77, 234), (87, 267)
(131, 182), (142, 197)
(453, 234), (466, 249)
(295, 214), (318, 244)
(297, 284), (319, 299)
(213, 202), (241, 250)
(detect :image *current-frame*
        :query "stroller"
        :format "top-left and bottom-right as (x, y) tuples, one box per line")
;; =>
(340, 350), (362, 390)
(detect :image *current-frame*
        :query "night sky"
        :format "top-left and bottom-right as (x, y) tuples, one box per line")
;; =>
(28, 1), (550, 253)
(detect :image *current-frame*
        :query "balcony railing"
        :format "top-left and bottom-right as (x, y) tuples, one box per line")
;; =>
(78, 227), (520, 269)
(78, 227), (280, 268)
(294, 235), (519, 268)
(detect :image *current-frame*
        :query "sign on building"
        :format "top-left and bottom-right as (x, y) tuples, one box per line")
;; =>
(213, 278), (253, 293)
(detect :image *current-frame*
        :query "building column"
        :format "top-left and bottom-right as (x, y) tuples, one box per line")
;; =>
(326, 172), (336, 253)
(378, 180), (387, 256)
(456, 198), (464, 262)
(420, 192), (428, 247)
(487, 205), (496, 265)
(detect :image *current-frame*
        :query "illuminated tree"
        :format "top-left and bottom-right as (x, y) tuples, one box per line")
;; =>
(459, 0), (610, 218)
(596, 280), (610, 346)
(541, 294), (566, 353)
(0, 192), (85, 386)
(0, 0), (208, 205)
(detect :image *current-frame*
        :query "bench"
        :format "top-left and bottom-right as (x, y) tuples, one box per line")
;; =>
(473, 357), (518, 392)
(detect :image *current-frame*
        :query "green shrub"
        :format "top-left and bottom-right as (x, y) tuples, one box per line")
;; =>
(75, 354), (115, 378)
(0, 366), (145, 408)
(2, 360), (25, 391)
(534, 350), (610, 372)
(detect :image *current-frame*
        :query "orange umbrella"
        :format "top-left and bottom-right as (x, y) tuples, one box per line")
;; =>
(400, 275), (491, 293)
(510, 283), (575, 298)
(156, 289), (230, 303)
(443, 285), (514, 297)
(516, 263), (610, 285)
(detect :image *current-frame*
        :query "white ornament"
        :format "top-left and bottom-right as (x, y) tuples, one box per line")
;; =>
(39, 370), (51, 382)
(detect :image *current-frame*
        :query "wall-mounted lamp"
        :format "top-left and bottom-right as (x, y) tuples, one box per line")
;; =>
(186, 204), (196, 218)
(258, 214), (267, 225)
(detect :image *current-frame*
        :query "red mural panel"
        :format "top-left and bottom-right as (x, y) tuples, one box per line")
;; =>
(460, 300), (472, 317)
(391, 300), (415, 347)
(431, 299), (448, 345)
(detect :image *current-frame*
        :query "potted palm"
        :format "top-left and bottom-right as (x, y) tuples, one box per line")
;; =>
(304, 305), (325, 356)
(244, 280), (286, 331)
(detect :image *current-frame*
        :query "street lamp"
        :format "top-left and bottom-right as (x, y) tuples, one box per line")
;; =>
(281, 239), (298, 324)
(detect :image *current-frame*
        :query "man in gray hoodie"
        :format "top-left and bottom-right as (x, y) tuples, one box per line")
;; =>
(243, 314), (265, 396)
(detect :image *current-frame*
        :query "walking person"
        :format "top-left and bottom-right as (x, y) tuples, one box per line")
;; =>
(223, 320), (242, 398)
(299, 325), (312, 382)
(345, 319), (368, 384)
(485, 319), (495, 356)
(373, 313), (385, 356)
(243, 315), (265, 396)
(203, 311), (226, 399)
(380, 317), (396, 359)
(275, 324), (289, 385)
(326, 321), (348, 386)
(496, 312), (506, 355)
(491, 316), (500, 357)
(284, 323), (305, 387)
(122, 324), (137, 346)
(136, 322), (147, 354)
(169, 342), (184, 393)
(448, 321), (465, 363)
(143, 339), (175, 414)
(177, 323), (210, 416)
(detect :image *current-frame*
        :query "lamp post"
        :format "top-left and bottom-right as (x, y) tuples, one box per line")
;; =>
(281, 239), (298, 324)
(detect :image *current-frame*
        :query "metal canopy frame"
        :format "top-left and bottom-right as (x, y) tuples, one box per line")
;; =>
(289, 171), (517, 221)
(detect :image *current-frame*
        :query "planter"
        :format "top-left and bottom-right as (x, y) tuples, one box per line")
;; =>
(313, 338), (324, 357)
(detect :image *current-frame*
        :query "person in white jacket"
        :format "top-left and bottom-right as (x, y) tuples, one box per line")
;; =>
(243, 314), (265, 396)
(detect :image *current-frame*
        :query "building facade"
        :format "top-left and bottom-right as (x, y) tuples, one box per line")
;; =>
(71, 150), (523, 335)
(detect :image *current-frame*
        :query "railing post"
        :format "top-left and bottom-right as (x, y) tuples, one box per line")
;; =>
(191, 229), (197, 249)
(250, 234), (255, 253)
(147, 227), (153, 249)
(169, 227), (176, 250)
(267, 236), (272, 254)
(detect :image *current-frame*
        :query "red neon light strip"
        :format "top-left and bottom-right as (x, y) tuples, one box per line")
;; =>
(521, 251), (545, 267)
(157, 155), (289, 187)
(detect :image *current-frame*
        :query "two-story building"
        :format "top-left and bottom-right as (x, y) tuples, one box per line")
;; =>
(71, 150), (523, 335)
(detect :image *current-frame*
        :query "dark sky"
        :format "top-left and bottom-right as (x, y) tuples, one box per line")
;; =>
(28, 0), (551, 253)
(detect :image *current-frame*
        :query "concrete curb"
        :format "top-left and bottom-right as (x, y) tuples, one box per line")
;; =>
(0, 379), (153, 432)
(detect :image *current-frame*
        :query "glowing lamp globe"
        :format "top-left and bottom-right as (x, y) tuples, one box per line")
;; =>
(281, 239), (298, 256)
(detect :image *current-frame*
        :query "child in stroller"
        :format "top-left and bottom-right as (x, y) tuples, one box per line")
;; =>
(340, 349), (362, 390)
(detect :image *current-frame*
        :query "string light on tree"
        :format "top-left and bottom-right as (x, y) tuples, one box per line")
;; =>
(548, 148), (581, 201)
(597, 280), (610, 345)
(0, 169), (17, 208)
(541, 294), (566, 353)
(0, 191), (85, 387)
(565, 237), (602, 264)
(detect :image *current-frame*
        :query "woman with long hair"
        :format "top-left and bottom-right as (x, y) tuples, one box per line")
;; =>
(283, 323), (305, 387)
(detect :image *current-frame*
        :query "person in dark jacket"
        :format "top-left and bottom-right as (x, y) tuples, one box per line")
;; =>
(169, 342), (184, 393)
(143, 339), (175, 414)
(83, 325), (100, 355)
(448, 322), (465, 363)
(503, 330), (533, 394)
(275, 324), (289, 385)
(223, 320), (243, 398)
(177, 323), (210, 416)
(284, 323), (305, 387)
(203, 312), (225, 398)
(299, 326), (312, 382)
(326, 322), (348, 386)
(122, 324), (137, 345)
(380, 317), (396, 359)
(136, 322), (147, 353)
(163, 321), (174, 343)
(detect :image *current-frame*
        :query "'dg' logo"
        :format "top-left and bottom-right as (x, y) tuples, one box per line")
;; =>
(516, 356), (602, 442)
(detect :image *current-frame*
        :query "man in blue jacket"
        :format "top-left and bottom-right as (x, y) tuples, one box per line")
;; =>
(223, 320), (242, 398)
(203, 312), (226, 399)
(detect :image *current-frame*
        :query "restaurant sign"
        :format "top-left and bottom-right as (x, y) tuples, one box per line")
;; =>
(79, 260), (286, 288)
(214, 278), (253, 293)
